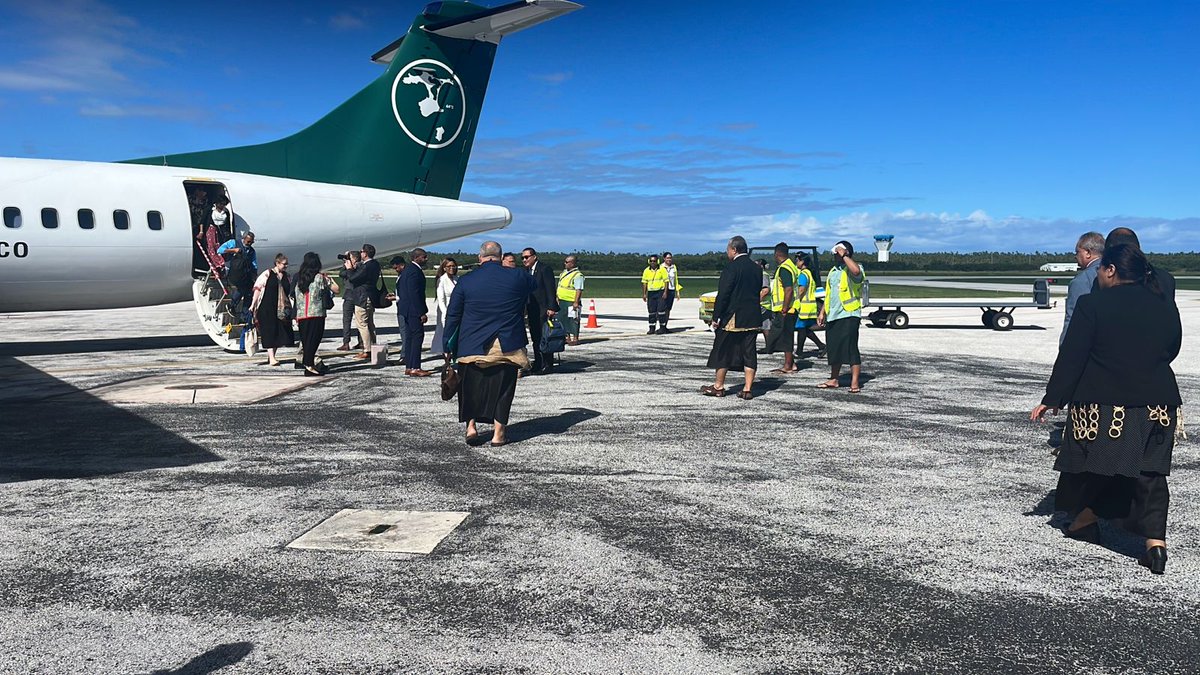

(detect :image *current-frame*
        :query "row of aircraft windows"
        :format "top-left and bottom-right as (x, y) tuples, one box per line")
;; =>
(2, 206), (164, 231)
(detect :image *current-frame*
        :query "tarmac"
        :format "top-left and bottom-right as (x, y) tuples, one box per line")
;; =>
(1, 291), (1198, 674)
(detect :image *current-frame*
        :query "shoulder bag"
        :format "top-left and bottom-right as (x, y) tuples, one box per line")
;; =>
(375, 271), (393, 309)
(319, 274), (335, 311)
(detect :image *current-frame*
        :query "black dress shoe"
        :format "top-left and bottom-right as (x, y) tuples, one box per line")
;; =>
(1063, 521), (1100, 544)
(294, 361), (304, 369)
(1139, 546), (1167, 575)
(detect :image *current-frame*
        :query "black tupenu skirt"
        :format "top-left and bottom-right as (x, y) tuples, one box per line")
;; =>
(1054, 403), (1179, 539)
(458, 363), (519, 425)
(706, 329), (758, 371)
(824, 316), (861, 365)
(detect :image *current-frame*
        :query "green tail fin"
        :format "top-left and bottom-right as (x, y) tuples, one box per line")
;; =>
(124, 1), (580, 200)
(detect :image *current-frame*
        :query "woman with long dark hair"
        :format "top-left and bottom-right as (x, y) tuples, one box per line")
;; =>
(293, 252), (338, 376)
(430, 257), (459, 353)
(250, 253), (296, 366)
(1032, 243), (1183, 574)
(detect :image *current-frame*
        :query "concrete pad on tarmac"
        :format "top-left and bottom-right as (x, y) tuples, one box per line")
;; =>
(288, 509), (470, 554)
(87, 374), (324, 405)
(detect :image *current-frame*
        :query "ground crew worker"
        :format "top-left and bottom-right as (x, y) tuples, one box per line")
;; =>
(765, 242), (801, 373)
(818, 240), (866, 392)
(794, 253), (825, 358)
(661, 252), (683, 334)
(557, 254), (585, 345)
(641, 254), (669, 334)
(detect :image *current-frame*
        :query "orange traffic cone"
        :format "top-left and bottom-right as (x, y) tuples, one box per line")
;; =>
(585, 299), (599, 329)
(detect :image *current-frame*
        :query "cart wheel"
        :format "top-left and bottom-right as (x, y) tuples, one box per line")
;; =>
(981, 309), (997, 326)
(888, 311), (910, 329)
(991, 312), (1013, 331)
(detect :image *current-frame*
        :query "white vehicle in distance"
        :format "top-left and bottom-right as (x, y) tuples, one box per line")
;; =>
(1039, 262), (1079, 272)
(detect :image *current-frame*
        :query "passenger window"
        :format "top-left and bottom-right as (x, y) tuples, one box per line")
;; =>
(78, 209), (95, 229)
(147, 211), (163, 231)
(42, 208), (59, 229)
(114, 210), (129, 230)
(3, 207), (20, 229)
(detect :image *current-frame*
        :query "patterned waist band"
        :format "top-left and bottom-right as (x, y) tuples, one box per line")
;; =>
(1069, 403), (1186, 442)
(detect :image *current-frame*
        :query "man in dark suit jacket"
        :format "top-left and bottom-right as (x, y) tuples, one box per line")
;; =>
(522, 247), (558, 373)
(1095, 228), (1176, 302)
(398, 248), (431, 376)
(340, 243), (382, 360)
(444, 241), (537, 446)
(703, 235), (763, 399)
(444, 243), (537, 359)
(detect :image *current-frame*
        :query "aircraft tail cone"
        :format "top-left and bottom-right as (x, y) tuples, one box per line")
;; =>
(585, 299), (599, 329)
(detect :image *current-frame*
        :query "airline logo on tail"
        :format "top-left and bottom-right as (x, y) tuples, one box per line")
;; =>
(391, 59), (466, 149)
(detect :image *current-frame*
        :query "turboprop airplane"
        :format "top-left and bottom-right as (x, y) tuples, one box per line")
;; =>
(0, 0), (581, 350)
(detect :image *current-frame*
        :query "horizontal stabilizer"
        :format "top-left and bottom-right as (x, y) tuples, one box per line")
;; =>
(425, 0), (582, 44)
(371, 36), (405, 66)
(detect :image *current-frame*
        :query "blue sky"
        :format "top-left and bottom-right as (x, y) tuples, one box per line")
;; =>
(1, 0), (1197, 254)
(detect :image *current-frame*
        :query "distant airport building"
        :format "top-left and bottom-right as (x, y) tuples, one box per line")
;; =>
(874, 234), (894, 263)
(1039, 262), (1079, 272)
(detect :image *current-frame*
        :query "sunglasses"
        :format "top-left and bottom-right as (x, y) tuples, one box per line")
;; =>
(521, 255), (532, 259)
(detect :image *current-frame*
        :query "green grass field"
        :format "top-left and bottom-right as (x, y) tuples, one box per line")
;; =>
(938, 275), (1200, 291)
(383, 275), (1022, 299)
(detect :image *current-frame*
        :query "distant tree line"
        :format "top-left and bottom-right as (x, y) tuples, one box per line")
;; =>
(416, 249), (1200, 274)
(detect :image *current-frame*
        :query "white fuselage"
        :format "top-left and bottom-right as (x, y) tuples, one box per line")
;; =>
(0, 157), (510, 312)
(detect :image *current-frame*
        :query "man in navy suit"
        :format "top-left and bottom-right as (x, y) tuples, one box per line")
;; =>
(522, 247), (558, 373)
(444, 241), (537, 445)
(398, 248), (431, 376)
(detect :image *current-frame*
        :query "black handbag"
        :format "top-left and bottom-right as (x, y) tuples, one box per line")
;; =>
(375, 274), (392, 309)
(320, 276), (335, 311)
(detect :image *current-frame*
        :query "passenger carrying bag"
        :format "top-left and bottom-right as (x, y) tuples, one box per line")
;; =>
(320, 275), (335, 311)
(375, 275), (392, 309)
(440, 329), (460, 401)
(540, 317), (567, 355)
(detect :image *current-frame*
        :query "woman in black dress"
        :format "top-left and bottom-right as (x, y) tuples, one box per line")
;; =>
(1031, 243), (1182, 574)
(250, 253), (296, 366)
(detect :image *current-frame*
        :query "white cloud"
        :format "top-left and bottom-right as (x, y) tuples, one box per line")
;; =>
(329, 12), (366, 31)
(530, 71), (573, 85)
(712, 210), (1200, 253)
(79, 102), (206, 121)
(0, 0), (149, 95)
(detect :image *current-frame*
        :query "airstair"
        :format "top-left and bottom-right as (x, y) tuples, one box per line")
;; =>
(192, 242), (251, 352)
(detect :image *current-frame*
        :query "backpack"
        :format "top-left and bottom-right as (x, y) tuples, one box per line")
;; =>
(226, 251), (253, 288)
(540, 317), (567, 355)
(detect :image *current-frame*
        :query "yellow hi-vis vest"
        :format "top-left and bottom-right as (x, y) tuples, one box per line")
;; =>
(825, 265), (866, 313)
(557, 269), (583, 302)
(770, 258), (801, 313)
(641, 266), (668, 291)
(797, 268), (819, 319)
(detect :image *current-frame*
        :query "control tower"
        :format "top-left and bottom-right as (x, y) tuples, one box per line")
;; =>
(874, 234), (895, 263)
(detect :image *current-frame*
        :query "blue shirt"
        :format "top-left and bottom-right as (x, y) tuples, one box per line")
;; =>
(217, 240), (257, 273)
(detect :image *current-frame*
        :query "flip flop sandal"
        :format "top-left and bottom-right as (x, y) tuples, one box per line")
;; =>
(817, 382), (839, 389)
(848, 387), (862, 393)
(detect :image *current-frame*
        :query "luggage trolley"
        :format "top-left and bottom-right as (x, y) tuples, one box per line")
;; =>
(863, 279), (1054, 331)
